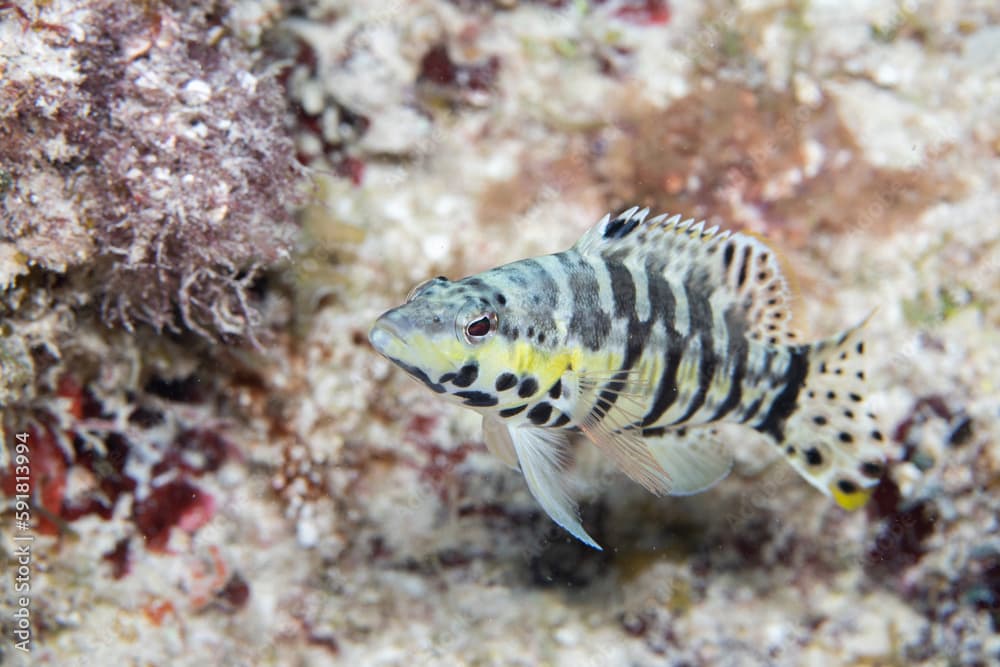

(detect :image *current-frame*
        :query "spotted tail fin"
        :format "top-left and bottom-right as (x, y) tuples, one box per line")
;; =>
(765, 316), (887, 510)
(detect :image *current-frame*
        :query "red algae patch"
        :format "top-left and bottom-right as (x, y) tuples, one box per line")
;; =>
(597, 82), (961, 247)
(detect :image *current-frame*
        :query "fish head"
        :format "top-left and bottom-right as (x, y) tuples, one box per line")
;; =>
(370, 275), (520, 409)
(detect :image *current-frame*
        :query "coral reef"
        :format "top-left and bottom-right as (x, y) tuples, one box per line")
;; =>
(0, 0), (302, 340)
(1, 0), (999, 666)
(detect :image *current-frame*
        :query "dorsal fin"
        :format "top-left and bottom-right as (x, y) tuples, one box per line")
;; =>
(575, 208), (798, 344)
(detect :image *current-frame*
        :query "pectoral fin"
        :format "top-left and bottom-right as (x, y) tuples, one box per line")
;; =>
(510, 425), (602, 550)
(575, 369), (674, 496)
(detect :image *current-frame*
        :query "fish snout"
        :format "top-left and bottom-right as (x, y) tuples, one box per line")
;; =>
(369, 309), (410, 356)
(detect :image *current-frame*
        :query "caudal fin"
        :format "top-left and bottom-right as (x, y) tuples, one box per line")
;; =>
(770, 316), (887, 510)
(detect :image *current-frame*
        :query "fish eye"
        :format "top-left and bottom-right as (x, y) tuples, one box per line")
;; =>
(462, 311), (497, 344)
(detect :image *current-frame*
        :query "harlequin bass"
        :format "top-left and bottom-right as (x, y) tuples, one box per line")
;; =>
(369, 207), (886, 549)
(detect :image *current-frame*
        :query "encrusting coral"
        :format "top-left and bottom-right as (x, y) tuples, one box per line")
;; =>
(0, 0), (304, 341)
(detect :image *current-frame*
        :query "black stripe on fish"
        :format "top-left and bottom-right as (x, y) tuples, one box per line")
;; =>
(519, 258), (559, 309)
(606, 259), (636, 319)
(754, 346), (810, 440)
(587, 258), (645, 425)
(455, 390), (498, 407)
(759, 347), (776, 383)
(638, 260), (683, 427)
(708, 307), (749, 422)
(641, 337), (682, 427)
(739, 395), (764, 423)
(499, 404), (526, 418)
(395, 359), (446, 394)
(736, 244), (751, 288)
(670, 279), (716, 425)
(559, 252), (611, 351)
(723, 242), (735, 271)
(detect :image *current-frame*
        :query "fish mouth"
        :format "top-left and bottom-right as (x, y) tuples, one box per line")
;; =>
(369, 310), (450, 394)
(368, 309), (413, 357)
(369, 319), (400, 356)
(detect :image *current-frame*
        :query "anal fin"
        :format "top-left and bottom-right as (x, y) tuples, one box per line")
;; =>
(510, 425), (602, 550)
(644, 426), (734, 496)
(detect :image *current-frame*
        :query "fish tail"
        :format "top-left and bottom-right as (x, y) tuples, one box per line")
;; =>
(765, 314), (887, 510)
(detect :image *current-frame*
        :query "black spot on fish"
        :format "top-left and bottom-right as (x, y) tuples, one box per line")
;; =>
(495, 373), (517, 391)
(548, 379), (562, 399)
(838, 431), (853, 444)
(860, 461), (884, 478)
(518, 377), (538, 398)
(455, 390), (497, 407)
(837, 479), (858, 495)
(805, 447), (823, 466)
(551, 412), (571, 428)
(452, 363), (479, 388)
(439, 372), (457, 384)
(527, 402), (553, 425)
(723, 242), (735, 270)
(496, 293), (507, 305)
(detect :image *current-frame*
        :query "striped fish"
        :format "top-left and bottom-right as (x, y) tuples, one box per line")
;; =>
(369, 207), (886, 549)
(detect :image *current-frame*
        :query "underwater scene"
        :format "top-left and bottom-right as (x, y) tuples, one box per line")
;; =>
(1, 1), (998, 665)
